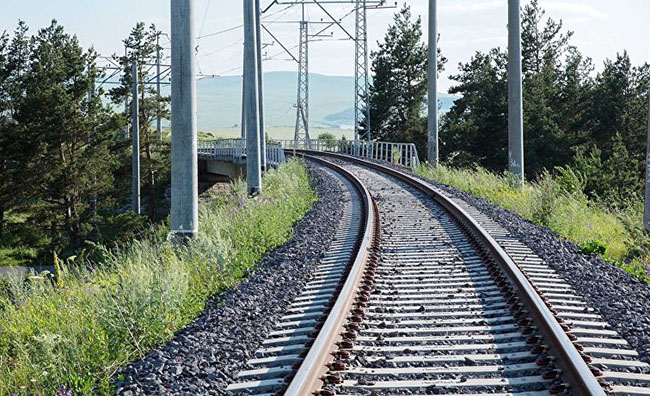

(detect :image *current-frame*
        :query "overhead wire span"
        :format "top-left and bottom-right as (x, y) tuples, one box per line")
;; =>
(198, 0), (212, 39)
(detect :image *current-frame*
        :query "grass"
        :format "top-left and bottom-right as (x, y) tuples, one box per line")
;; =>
(0, 159), (317, 395)
(414, 164), (650, 282)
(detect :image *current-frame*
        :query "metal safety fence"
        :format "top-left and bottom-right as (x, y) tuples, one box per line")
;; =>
(278, 139), (420, 169)
(197, 139), (286, 167)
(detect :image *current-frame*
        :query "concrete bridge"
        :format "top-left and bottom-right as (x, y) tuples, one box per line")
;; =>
(198, 139), (286, 180)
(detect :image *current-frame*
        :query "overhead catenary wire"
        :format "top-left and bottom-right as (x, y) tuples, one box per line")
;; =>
(196, 3), (295, 40)
(196, 0), (362, 79)
(198, 0), (212, 39)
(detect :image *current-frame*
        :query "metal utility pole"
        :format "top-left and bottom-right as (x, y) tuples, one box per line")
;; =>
(255, 0), (267, 170)
(124, 46), (130, 139)
(131, 60), (141, 215)
(354, 0), (370, 148)
(244, 0), (262, 195)
(241, 78), (246, 138)
(170, 0), (199, 240)
(643, 87), (650, 234)
(294, 5), (311, 148)
(427, 0), (438, 166)
(156, 33), (163, 140)
(508, 0), (524, 188)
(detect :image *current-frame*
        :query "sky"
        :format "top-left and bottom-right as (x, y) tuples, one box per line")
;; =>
(1, 0), (649, 93)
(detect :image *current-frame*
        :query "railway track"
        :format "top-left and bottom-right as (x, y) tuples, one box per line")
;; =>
(228, 153), (650, 396)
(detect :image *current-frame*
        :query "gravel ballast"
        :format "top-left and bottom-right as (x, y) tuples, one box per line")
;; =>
(114, 161), (346, 395)
(417, 173), (650, 364)
(353, 157), (650, 366)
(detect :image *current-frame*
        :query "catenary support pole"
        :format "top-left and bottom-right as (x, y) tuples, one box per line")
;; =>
(241, 78), (246, 138)
(124, 45), (130, 139)
(244, 0), (262, 195)
(354, 0), (370, 154)
(427, 0), (438, 166)
(294, 15), (310, 148)
(508, 0), (524, 188)
(255, 0), (267, 171)
(132, 60), (141, 215)
(157, 33), (163, 140)
(170, 0), (199, 240)
(643, 87), (650, 234)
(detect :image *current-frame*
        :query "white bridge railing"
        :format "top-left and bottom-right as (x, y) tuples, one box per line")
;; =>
(197, 139), (286, 167)
(278, 139), (421, 169)
(198, 138), (420, 169)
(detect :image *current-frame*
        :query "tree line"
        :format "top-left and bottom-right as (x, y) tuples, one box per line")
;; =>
(0, 20), (170, 263)
(370, 1), (650, 204)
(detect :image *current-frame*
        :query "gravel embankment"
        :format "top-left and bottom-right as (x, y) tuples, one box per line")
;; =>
(114, 161), (346, 395)
(363, 158), (650, 365)
(437, 182), (650, 364)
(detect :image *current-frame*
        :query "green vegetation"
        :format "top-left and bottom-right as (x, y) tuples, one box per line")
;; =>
(368, 4), (446, 158)
(438, 0), (649, 199)
(108, 22), (172, 222)
(415, 164), (649, 282)
(368, 1), (650, 280)
(0, 21), (173, 266)
(0, 160), (316, 395)
(317, 132), (337, 149)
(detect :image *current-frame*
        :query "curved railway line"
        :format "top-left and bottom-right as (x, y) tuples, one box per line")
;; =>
(227, 152), (650, 396)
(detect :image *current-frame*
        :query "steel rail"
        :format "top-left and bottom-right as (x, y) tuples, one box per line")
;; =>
(282, 153), (377, 396)
(292, 149), (607, 396)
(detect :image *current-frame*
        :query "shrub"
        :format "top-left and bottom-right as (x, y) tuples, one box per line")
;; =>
(318, 132), (337, 150)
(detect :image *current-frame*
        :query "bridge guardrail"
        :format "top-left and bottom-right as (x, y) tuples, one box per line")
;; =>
(198, 138), (286, 167)
(198, 138), (418, 169)
(278, 139), (420, 168)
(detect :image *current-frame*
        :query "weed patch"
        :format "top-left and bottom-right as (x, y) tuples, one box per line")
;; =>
(415, 164), (648, 281)
(0, 159), (316, 395)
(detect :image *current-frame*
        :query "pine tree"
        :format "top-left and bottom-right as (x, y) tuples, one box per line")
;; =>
(440, 49), (508, 170)
(0, 22), (32, 239)
(109, 23), (171, 220)
(441, 0), (594, 177)
(13, 20), (118, 252)
(368, 4), (446, 157)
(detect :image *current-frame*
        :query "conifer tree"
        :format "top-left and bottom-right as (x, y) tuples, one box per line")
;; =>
(109, 23), (171, 220)
(0, 22), (31, 239)
(368, 4), (446, 157)
(13, 21), (118, 252)
(441, 0), (594, 177)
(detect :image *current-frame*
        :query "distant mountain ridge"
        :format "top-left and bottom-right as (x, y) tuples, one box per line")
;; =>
(195, 71), (458, 130)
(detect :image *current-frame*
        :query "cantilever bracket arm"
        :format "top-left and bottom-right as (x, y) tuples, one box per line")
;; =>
(313, 0), (355, 40)
(262, 25), (300, 63)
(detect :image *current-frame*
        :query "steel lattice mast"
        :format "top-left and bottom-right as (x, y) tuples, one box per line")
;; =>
(354, 0), (370, 145)
(294, 7), (310, 147)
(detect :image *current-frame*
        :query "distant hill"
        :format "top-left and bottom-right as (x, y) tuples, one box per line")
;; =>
(195, 72), (458, 131)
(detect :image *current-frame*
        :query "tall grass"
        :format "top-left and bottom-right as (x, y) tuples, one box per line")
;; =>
(0, 159), (316, 395)
(415, 164), (650, 281)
